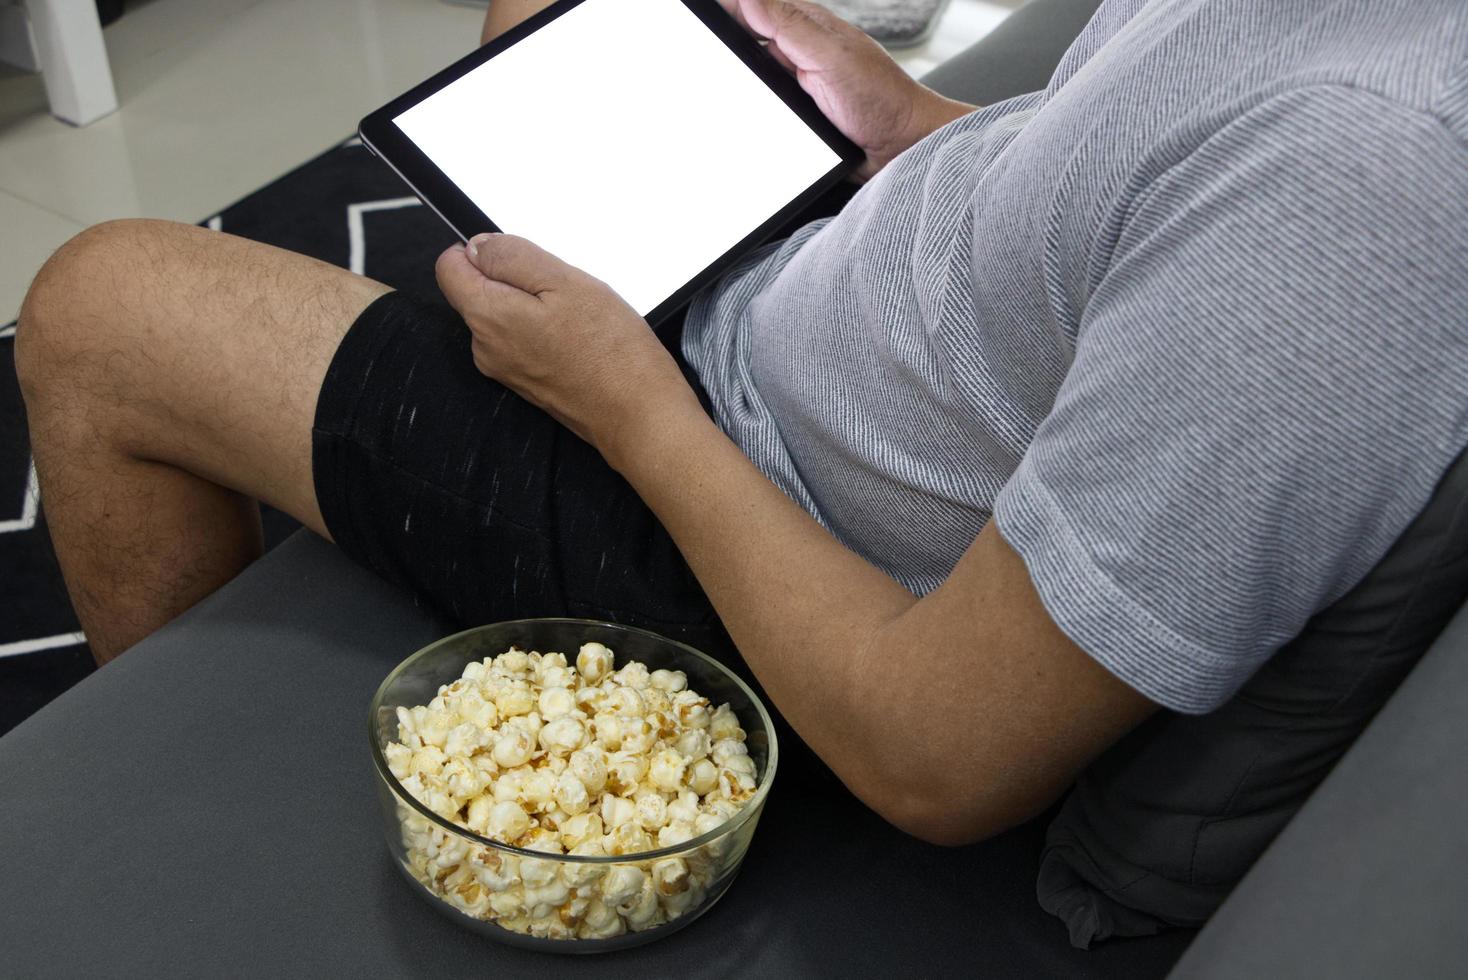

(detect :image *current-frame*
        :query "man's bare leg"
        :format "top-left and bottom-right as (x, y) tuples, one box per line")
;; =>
(16, 220), (390, 662)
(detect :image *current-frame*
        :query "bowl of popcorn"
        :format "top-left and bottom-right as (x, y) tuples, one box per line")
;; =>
(368, 618), (778, 952)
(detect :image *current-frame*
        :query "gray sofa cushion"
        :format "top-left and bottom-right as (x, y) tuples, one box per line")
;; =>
(1039, 448), (1468, 945)
(1168, 599), (1468, 979)
(921, 0), (1103, 104)
(0, 531), (1197, 977)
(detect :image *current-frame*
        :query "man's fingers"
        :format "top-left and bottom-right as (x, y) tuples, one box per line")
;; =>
(738, 0), (847, 70)
(466, 232), (575, 295)
(435, 244), (538, 319)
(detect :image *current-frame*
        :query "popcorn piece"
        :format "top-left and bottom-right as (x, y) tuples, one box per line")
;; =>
(492, 728), (533, 768)
(569, 747), (608, 795)
(554, 770), (591, 816)
(605, 752), (648, 797)
(498, 648), (530, 674)
(578, 899), (626, 940)
(672, 690), (712, 729)
(591, 712), (623, 751)
(523, 877), (572, 916)
(686, 758), (719, 796)
(647, 748), (689, 792)
(619, 717), (657, 756)
(672, 729), (710, 762)
(620, 875), (662, 930)
(457, 691), (499, 730)
(484, 800), (531, 843)
(651, 857), (690, 896)
(661, 881), (706, 919)
(443, 721), (487, 760)
(493, 768), (527, 803)
(539, 716), (587, 755)
(494, 684), (536, 719)
(642, 687), (673, 717)
(657, 821), (696, 849)
(666, 789), (700, 827)
(470, 849), (520, 892)
(722, 753), (757, 779)
(633, 790), (669, 832)
(649, 668), (688, 693)
(519, 769), (557, 812)
(409, 745), (446, 778)
(599, 865), (646, 906)
(558, 812), (603, 850)
(601, 795), (636, 830)
(384, 741), (413, 781)
(711, 738), (749, 767)
(612, 661), (651, 690)
(537, 685), (576, 719)
(708, 703), (743, 742)
(441, 757), (483, 802)
(576, 642), (613, 683)
(606, 686), (646, 718)
(606, 822), (653, 856)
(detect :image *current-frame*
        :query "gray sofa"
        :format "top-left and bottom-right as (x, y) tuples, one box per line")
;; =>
(3, 1), (1465, 976)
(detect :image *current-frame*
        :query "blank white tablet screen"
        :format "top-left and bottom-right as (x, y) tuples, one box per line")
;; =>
(393, 0), (842, 316)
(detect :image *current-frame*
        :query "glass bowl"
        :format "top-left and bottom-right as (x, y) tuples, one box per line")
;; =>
(367, 618), (779, 953)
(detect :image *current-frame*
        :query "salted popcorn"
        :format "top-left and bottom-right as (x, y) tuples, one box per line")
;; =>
(386, 643), (756, 940)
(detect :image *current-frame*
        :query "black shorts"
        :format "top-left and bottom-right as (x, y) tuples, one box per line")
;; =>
(310, 180), (858, 661)
(310, 291), (731, 654)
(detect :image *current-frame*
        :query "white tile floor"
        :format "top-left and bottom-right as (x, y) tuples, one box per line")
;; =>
(0, 0), (1016, 323)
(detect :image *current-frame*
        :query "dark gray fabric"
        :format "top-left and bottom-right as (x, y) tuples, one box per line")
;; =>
(920, 0), (1102, 104)
(1040, 448), (1468, 945)
(1167, 600), (1468, 980)
(0, 532), (1195, 978)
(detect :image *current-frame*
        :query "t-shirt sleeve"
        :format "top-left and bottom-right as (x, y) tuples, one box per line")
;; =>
(993, 86), (1468, 714)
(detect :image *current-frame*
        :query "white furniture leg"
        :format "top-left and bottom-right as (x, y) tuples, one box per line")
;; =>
(25, 0), (118, 126)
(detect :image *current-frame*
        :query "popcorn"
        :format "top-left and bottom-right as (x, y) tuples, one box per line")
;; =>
(539, 716), (587, 755)
(600, 865), (646, 906)
(383, 741), (413, 780)
(600, 794), (637, 830)
(537, 685), (576, 719)
(558, 812), (603, 850)
(651, 857), (690, 896)
(485, 800), (532, 843)
(575, 643), (613, 683)
(612, 661), (651, 690)
(672, 690), (712, 729)
(708, 703), (743, 742)
(711, 739), (749, 767)
(386, 643), (756, 941)
(647, 748), (689, 792)
(605, 752), (648, 797)
(633, 789), (669, 831)
(569, 747), (608, 795)
(686, 758), (719, 796)
(492, 729), (533, 768)
(672, 729), (711, 762)
(649, 668), (688, 693)
(554, 770), (591, 816)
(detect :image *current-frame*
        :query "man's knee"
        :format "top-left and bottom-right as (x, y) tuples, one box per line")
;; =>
(16, 218), (177, 413)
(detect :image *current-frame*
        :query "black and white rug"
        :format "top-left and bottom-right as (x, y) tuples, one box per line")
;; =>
(0, 136), (459, 735)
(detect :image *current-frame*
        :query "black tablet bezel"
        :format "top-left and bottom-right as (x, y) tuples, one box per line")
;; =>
(358, 0), (861, 326)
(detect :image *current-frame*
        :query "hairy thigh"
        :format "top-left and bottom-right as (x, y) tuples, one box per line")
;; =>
(22, 219), (392, 534)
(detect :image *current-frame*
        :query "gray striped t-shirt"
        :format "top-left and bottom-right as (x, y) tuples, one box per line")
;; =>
(681, 0), (1468, 713)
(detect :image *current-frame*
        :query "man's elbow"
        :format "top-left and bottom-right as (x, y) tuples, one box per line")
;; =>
(870, 774), (1060, 848)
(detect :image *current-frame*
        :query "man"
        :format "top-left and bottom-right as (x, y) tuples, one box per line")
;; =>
(14, 0), (1468, 849)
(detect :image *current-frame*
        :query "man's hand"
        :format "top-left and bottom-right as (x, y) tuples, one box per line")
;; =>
(721, 0), (975, 180)
(434, 234), (703, 453)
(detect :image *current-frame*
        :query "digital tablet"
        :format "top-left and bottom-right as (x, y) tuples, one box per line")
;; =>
(359, 0), (861, 325)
